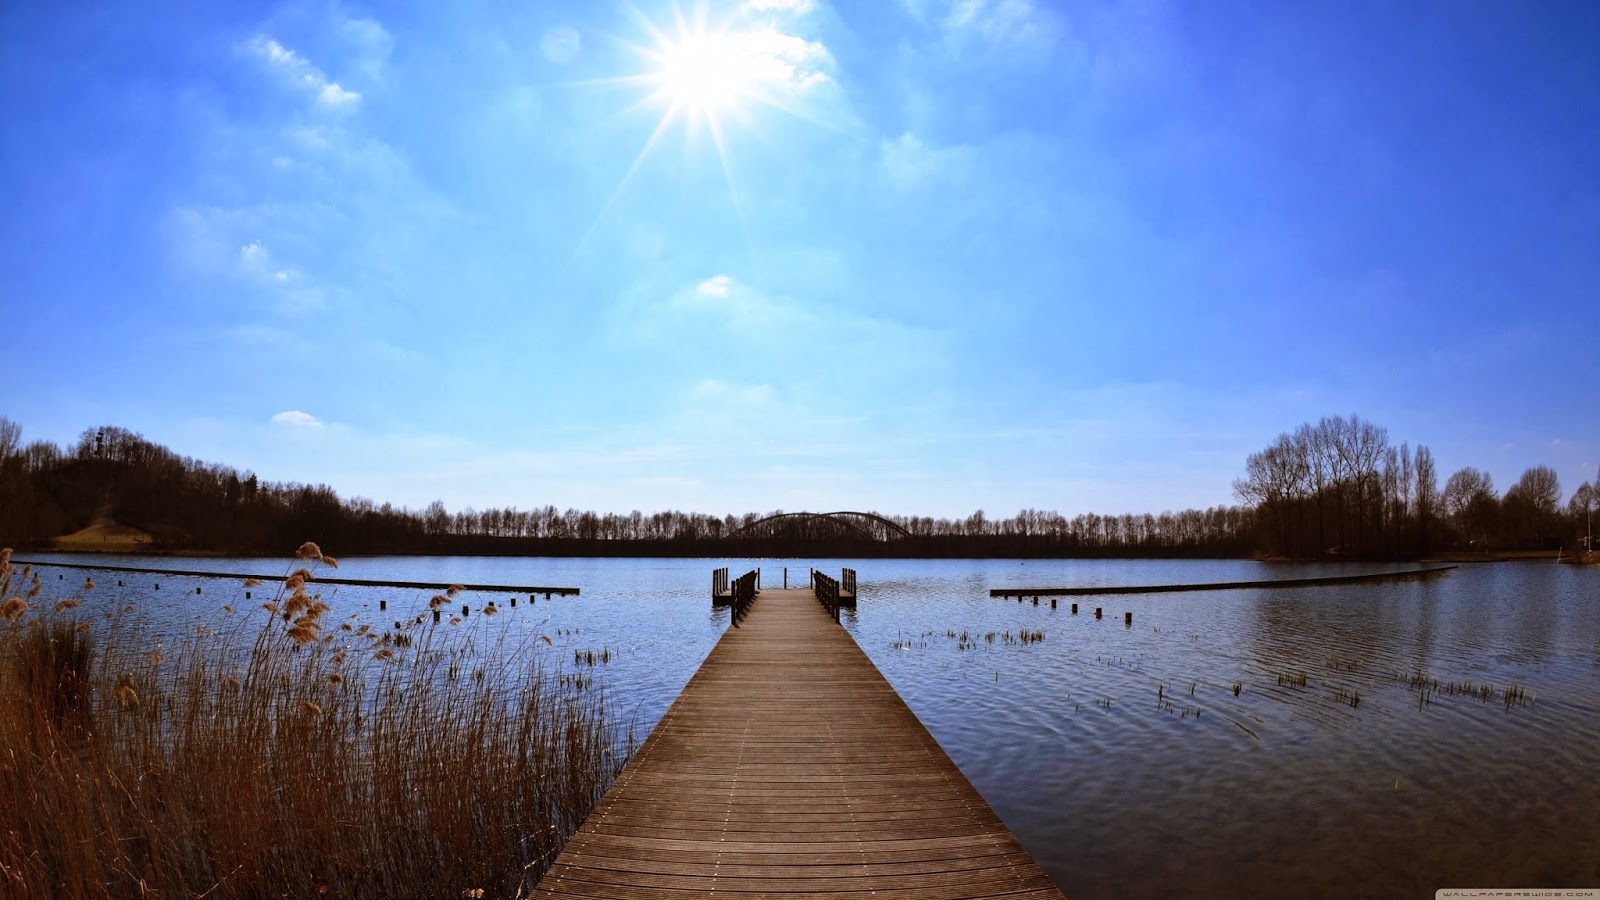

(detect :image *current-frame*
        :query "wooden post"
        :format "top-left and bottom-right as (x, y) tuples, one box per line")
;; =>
(380, 599), (387, 611)
(1095, 607), (1102, 619)
(1125, 611), (1132, 626)
(511, 596), (517, 607)
(1071, 603), (1077, 614)
(1032, 596), (1038, 605)
(784, 567), (788, 589)
(433, 609), (441, 623)
(196, 587), (202, 594)
(246, 591), (251, 599)
(462, 604), (470, 617)
(1051, 597), (1057, 609)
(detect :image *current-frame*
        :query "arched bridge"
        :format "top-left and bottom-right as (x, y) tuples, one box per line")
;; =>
(728, 511), (911, 542)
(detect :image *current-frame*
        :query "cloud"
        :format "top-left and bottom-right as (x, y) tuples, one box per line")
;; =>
(341, 18), (394, 83)
(238, 240), (294, 285)
(696, 274), (732, 297)
(247, 35), (361, 108)
(879, 131), (976, 184)
(743, 0), (815, 12)
(271, 410), (324, 428)
(318, 83), (360, 106)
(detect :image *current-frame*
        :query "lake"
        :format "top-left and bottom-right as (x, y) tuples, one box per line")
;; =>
(16, 552), (1600, 898)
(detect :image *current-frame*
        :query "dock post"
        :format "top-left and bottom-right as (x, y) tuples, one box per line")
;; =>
(1051, 597), (1057, 609)
(1095, 607), (1102, 619)
(380, 599), (386, 611)
(462, 604), (469, 617)
(1125, 611), (1132, 627)
(1072, 603), (1077, 614)
(784, 567), (788, 589)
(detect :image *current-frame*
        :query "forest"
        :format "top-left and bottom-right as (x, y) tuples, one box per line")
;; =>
(0, 414), (1592, 560)
(1232, 414), (1595, 559)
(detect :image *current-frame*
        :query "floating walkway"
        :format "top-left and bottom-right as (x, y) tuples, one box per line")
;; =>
(535, 586), (1066, 899)
(989, 565), (1457, 599)
(9, 558), (579, 596)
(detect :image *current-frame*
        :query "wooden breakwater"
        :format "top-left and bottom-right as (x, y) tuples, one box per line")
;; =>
(535, 584), (1066, 899)
(10, 558), (579, 597)
(990, 565), (1458, 599)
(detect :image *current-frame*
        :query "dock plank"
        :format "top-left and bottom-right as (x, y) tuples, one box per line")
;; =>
(534, 588), (1066, 898)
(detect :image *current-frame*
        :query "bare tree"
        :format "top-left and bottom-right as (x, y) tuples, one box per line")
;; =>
(1504, 465), (1562, 547)
(1414, 445), (1437, 553)
(0, 416), (19, 466)
(1442, 467), (1497, 550)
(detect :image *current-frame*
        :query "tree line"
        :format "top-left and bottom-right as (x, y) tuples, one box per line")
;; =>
(2, 414), (1589, 559)
(1233, 413), (1596, 558)
(0, 417), (1251, 558)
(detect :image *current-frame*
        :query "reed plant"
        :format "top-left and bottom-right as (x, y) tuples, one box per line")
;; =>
(0, 544), (625, 899)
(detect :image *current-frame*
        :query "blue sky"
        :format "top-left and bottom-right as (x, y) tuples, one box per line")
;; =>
(3, 0), (1597, 519)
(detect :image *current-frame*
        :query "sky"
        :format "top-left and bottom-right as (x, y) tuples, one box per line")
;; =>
(2, 0), (1597, 520)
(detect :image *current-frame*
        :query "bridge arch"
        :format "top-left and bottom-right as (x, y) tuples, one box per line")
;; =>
(728, 511), (911, 542)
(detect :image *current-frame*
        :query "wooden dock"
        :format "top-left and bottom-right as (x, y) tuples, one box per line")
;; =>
(535, 587), (1066, 899)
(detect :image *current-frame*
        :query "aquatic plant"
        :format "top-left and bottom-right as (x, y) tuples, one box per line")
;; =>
(0, 546), (625, 899)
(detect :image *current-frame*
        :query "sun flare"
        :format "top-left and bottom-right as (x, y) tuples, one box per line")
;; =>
(578, 4), (832, 246)
(656, 31), (752, 117)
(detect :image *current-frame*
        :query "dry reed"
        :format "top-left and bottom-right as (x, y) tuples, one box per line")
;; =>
(0, 546), (625, 899)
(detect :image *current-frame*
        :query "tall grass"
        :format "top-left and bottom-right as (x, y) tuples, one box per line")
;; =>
(0, 545), (626, 898)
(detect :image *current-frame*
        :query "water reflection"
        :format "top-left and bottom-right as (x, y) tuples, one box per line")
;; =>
(16, 553), (1600, 898)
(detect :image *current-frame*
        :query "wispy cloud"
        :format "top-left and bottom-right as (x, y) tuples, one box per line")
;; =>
(271, 410), (323, 428)
(247, 35), (361, 108)
(742, 0), (815, 13)
(879, 131), (976, 185)
(946, 0), (1059, 46)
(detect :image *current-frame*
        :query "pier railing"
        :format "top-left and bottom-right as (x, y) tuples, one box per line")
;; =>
(814, 570), (842, 623)
(712, 567), (729, 598)
(842, 567), (856, 598)
(730, 569), (758, 627)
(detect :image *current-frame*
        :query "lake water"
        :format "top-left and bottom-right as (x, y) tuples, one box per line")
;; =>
(16, 552), (1600, 898)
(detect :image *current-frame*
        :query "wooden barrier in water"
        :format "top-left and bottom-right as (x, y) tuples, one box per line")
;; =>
(990, 565), (1458, 599)
(11, 558), (580, 597)
(533, 585), (1066, 899)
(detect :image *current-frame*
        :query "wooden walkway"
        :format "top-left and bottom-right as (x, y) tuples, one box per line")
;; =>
(535, 588), (1066, 899)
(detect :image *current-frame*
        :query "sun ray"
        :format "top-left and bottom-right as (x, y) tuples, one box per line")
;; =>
(573, 1), (836, 253)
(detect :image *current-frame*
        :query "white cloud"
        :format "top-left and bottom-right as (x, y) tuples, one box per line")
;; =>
(937, 0), (1062, 54)
(696, 274), (732, 297)
(741, 0), (815, 14)
(239, 240), (268, 263)
(318, 82), (360, 106)
(271, 410), (324, 428)
(738, 27), (833, 92)
(247, 34), (361, 108)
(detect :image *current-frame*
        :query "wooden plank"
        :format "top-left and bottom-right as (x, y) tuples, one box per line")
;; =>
(533, 587), (1067, 899)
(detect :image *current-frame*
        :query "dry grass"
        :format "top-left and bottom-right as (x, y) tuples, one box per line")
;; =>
(48, 517), (154, 552)
(0, 546), (625, 899)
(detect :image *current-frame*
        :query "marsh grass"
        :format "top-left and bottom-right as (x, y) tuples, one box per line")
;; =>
(0, 545), (625, 899)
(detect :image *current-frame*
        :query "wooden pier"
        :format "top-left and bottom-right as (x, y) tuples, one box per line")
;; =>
(535, 585), (1066, 899)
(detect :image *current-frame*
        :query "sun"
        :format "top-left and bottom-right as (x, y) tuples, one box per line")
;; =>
(575, 3), (831, 246)
(655, 31), (753, 118)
